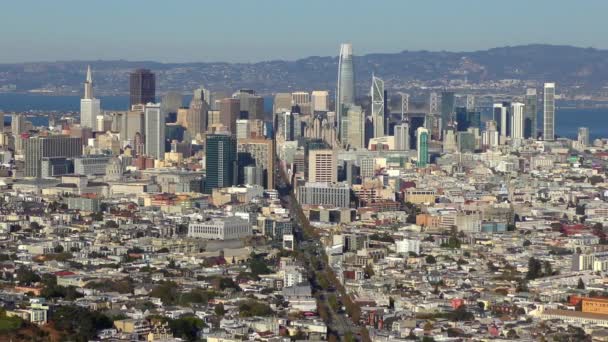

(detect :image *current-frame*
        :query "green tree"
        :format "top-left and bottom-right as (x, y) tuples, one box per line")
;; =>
(425, 255), (437, 264)
(168, 316), (205, 342)
(53, 305), (113, 341)
(16, 266), (41, 285)
(577, 278), (585, 289)
(214, 303), (225, 316)
(526, 257), (543, 280)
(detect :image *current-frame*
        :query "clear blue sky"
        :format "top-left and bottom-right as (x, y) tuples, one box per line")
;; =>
(2, 0), (607, 63)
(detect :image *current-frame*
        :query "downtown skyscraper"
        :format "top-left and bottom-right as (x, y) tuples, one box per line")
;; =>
(543, 83), (556, 141)
(144, 103), (165, 160)
(130, 69), (156, 108)
(204, 133), (237, 194)
(80, 65), (100, 130)
(336, 43), (355, 140)
(371, 75), (386, 138)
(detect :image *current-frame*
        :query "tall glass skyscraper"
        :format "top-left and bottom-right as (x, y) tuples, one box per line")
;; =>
(336, 43), (355, 139)
(416, 127), (429, 167)
(204, 133), (237, 194)
(524, 88), (537, 139)
(371, 75), (385, 138)
(543, 83), (555, 141)
(129, 69), (156, 108)
(440, 91), (455, 132)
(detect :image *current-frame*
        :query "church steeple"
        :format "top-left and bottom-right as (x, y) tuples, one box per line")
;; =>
(84, 65), (93, 99)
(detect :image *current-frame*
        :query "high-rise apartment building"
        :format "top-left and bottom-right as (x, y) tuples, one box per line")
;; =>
(371, 75), (386, 138)
(543, 83), (556, 141)
(12, 113), (26, 135)
(80, 65), (101, 130)
(308, 149), (337, 183)
(416, 127), (429, 167)
(204, 133), (237, 194)
(578, 127), (590, 147)
(311, 91), (329, 112)
(24, 136), (82, 178)
(336, 43), (355, 138)
(394, 122), (410, 151)
(524, 88), (538, 139)
(129, 69), (156, 108)
(219, 98), (240, 134)
(144, 103), (165, 160)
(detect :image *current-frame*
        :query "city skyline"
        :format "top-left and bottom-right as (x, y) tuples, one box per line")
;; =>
(2, 0), (608, 63)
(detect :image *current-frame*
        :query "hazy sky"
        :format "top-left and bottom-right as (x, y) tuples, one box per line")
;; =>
(2, 0), (607, 63)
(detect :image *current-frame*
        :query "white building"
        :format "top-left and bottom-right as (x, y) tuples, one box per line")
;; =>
(144, 103), (165, 160)
(510, 102), (525, 141)
(188, 216), (252, 240)
(395, 239), (420, 255)
(80, 66), (100, 130)
(543, 83), (556, 141)
(311, 90), (329, 112)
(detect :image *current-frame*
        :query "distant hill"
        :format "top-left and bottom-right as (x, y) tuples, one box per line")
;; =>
(0, 44), (607, 95)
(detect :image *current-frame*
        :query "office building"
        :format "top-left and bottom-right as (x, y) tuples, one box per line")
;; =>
(12, 113), (26, 135)
(187, 216), (252, 240)
(511, 102), (525, 140)
(24, 136), (82, 178)
(311, 91), (329, 112)
(236, 119), (250, 140)
(341, 105), (365, 149)
(416, 127), (429, 167)
(80, 66), (100, 129)
(40, 157), (73, 178)
(308, 149), (337, 183)
(144, 103), (165, 160)
(466, 95), (475, 111)
(292, 92), (311, 115)
(161, 92), (183, 115)
(440, 91), (455, 132)
(245, 95), (264, 121)
(442, 127), (457, 153)
(74, 155), (112, 176)
(187, 88), (209, 136)
(544, 83), (556, 141)
(394, 122), (410, 151)
(219, 98), (240, 134)
(482, 120), (500, 148)
(493, 103), (510, 140)
(429, 92), (439, 114)
(297, 182), (350, 208)
(121, 109), (145, 142)
(129, 69), (156, 108)
(456, 107), (481, 132)
(237, 138), (275, 189)
(371, 75), (386, 138)
(204, 133), (237, 194)
(578, 127), (590, 147)
(457, 132), (476, 152)
(336, 43), (355, 138)
(524, 88), (538, 139)
(274, 93), (293, 114)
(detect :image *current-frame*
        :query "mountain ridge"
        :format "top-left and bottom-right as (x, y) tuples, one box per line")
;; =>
(0, 44), (607, 95)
